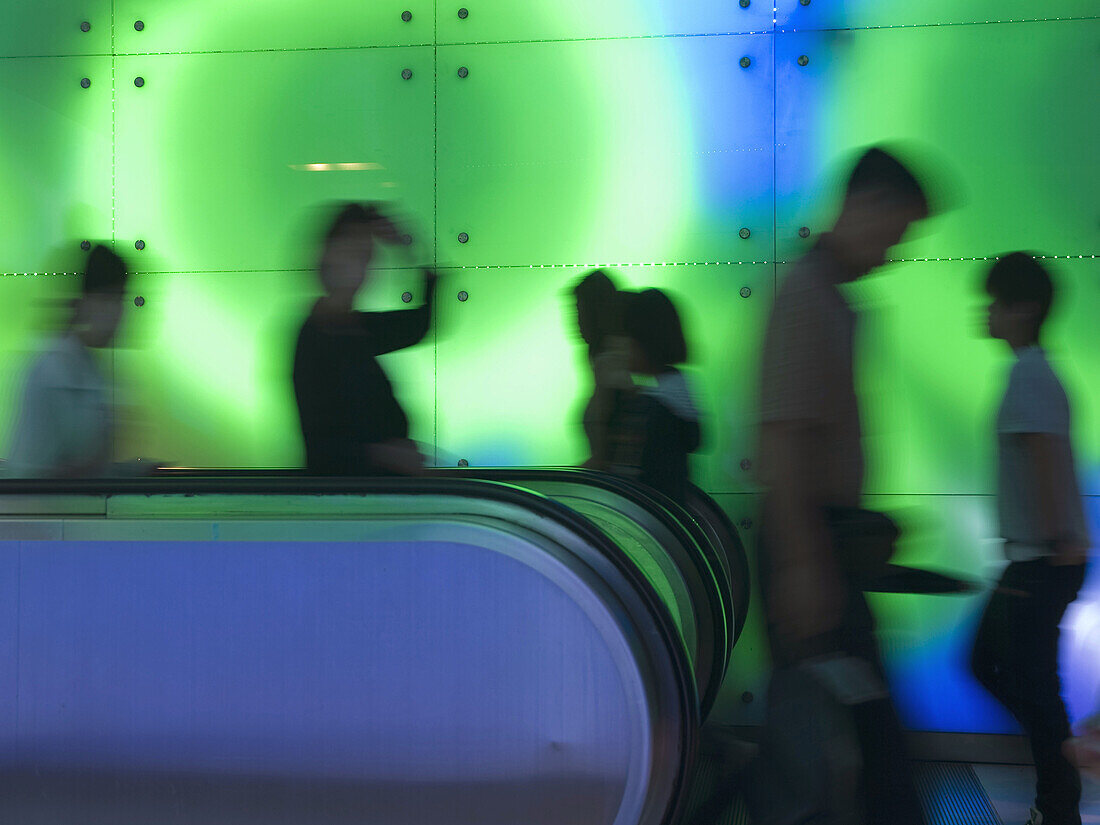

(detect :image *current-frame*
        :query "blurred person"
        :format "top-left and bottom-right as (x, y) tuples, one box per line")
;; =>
(293, 202), (436, 476)
(5, 244), (128, 478)
(971, 253), (1090, 825)
(606, 288), (701, 505)
(752, 147), (931, 824)
(571, 269), (631, 469)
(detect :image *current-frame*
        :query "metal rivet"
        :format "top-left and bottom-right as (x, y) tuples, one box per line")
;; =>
(739, 227), (751, 239)
(799, 226), (811, 238)
(401, 10), (412, 22)
(740, 56), (751, 68)
(739, 0), (750, 7)
(741, 691), (754, 704)
(740, 458), (752, 471)
(739, 286), (752, 299)
(134, 296), (145, 307)
(458, 232), (469, 243)
(135, 240), (145, 250)
(457, 66), (469, 79)
(798, 55), (809, 66)
(401, 291), (413, 304)
(457, 290), (469, 302)
(401, 69), (413, 80)
(134, 76), (145, 87)
(800, 0), (811, 5)
(80, 21), (91, 32)
(401, 233), (413, 246)
(739, 518), (754, 531)
(80, 240), (91, 251)
(458, 458), (469, 467)
(458, 7), (469, 18)
(80, 77), (91, 89)
(134, 20), (144, 31)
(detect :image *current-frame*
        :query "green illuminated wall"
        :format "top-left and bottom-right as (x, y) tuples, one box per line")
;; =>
(1, 2), (1098, 732)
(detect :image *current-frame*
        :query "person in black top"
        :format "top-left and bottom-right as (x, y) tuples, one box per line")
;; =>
(293, 203), (437, 476)
(607, 288), (701, 505)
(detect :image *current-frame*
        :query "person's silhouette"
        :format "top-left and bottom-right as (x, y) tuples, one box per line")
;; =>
(571, 269), (631, 469)
(752, 147), (932, 824)
(6, 244), (128, 478)
(971, 252), (1089, 825)
(293, 203), (436, 476)
(606, 288), (701, 505)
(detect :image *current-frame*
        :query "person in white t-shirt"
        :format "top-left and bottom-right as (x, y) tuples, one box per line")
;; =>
(5, 245), (128, 478)
(971, 252), (1090, 825)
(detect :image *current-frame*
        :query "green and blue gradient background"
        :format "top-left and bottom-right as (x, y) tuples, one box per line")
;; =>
(1, 1), (1098, 733)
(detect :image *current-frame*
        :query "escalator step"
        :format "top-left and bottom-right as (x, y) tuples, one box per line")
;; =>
(914, 762), (1002, 825)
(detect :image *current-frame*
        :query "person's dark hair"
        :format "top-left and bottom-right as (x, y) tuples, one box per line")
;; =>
(986, 252), (1054, 339)
(324, 201), (380, 246)
(573, 269), (620, 355)
(622, 288), (687, 369)
(845, 147), (929, 216)
(83, 244), (127, 295)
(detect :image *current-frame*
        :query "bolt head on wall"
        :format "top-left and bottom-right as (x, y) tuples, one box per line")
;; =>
(457, 7), (469, 18)
(401, 69), (413, 80)
(134, 76), (145, 87)
(80, 240), (91, 251)
(740, 56), (751, 69)
(401, 10), (412, 22)
(798, 55), (810, 67)
(134, 296), (145, 307)
(739, 227), (751, 239)
(458, 232), (469, 243)
(457, 290), (469, 302)
(135, 240), (145, 250)
(739, 518), (754, 531)
(401, 291), (413, 304)
(80, 21), (91, 32)
(740, 458), (752, 471)
(457, 66), (469, 79)
(458, 459), (469, 467)
(80, 77), (91, 89)
(134, 20), (144, 31)
(739, 0), (750, 7)
(800, 0), (811, 5)
(739, 286), (752, 299)
(401, 234), (413, 246)
(799, 226), (811, 238)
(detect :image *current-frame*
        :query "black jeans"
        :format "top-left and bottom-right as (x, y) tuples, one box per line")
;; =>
(755, 526), (925, 825)
(971, 559), (1086, 825)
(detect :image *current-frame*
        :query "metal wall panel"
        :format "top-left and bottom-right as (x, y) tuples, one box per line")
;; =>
(112, 1), (435, 54)
(776, 0), (1098, 31)
(0, 57), (112, 274)
(0, 1), (109, 57)
(436, 0), (772, 45)
(114, 49), (435, 274)
(437, 37), (774, 268)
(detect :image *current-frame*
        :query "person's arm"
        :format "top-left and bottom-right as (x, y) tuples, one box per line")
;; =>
(357, 267), (438, 356)
(1021, 432), (1088, 565)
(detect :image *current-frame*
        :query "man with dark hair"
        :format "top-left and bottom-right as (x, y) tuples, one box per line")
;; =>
(6, 244), (129, 477)
(972, 252), (1088, 825)
(753, 146), (930, 823)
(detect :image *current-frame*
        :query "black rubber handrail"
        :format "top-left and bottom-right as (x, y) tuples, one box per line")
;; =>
(0, 473), (699, 825)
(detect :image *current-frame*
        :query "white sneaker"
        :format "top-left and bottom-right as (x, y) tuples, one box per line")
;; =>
(1024, 807), (1044, 825)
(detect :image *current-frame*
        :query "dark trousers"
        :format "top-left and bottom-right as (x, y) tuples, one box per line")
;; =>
(971, 559), (1086, 825)
(754, 529), (925, 825)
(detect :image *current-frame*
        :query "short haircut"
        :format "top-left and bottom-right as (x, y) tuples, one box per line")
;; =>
(846, 147), (930, 216)
(986, 252), (1054, 333)
(324, 201), (380, 245)
(622, 288), (687, 368)
(83, 245), (127, 295)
